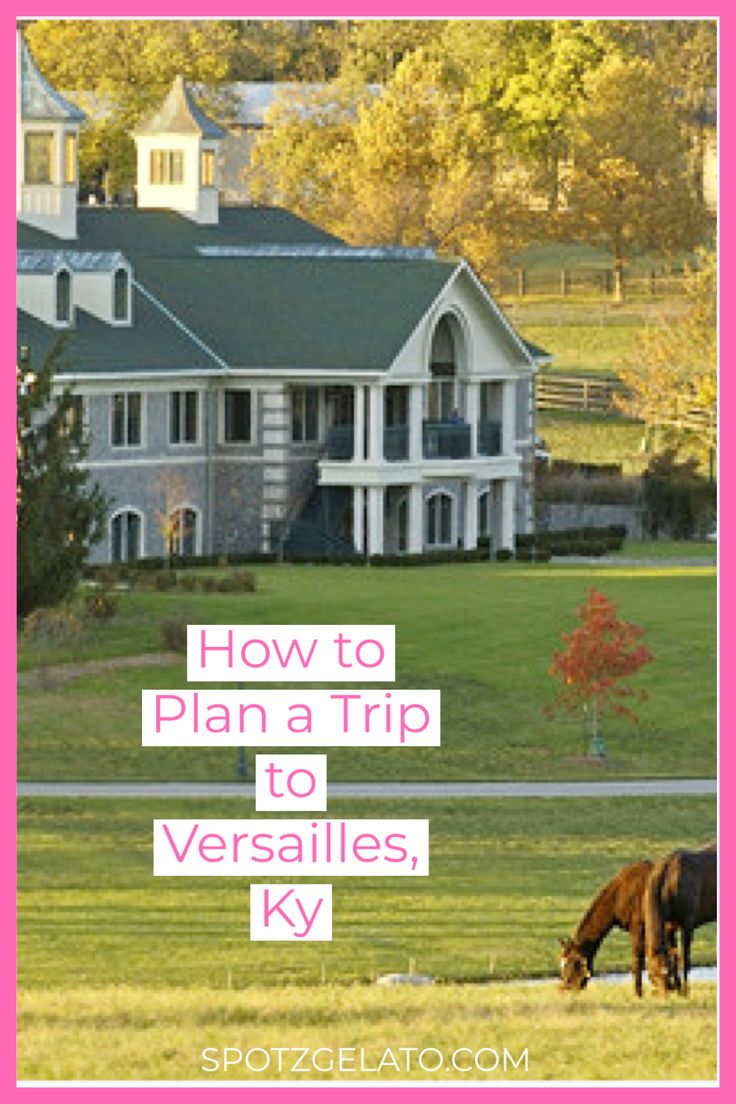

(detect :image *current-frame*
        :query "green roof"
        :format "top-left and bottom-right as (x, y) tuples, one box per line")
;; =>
(17, 205), (538, 376)
(135, 254), (455, 371)
(17, 287), (223, 376)
(15, 205), (342, 259)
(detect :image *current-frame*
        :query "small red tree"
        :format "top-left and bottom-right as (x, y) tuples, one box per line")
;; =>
(547, 588), (654, 757)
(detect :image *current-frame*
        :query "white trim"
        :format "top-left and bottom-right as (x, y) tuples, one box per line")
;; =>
(219, 385), (254, 446)
(424, 304), (471, 378)
(109, 506), (145, 562)
(455, 262), (539, 370)
(167, 388), (202, 447)
(111, 265), (132, 326)
(109, 390), (146, 450)
(52, 368), (385, 385)
(425, 487), (457, 548)
(78, 454), (314, 470)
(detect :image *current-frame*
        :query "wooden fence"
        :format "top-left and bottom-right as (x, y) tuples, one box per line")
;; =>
(535, 373), (625, 414)
(535, 373), (716, 444)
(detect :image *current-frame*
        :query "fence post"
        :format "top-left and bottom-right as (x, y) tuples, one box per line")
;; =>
(560, 269), (570, 296)
(517, 268), (527, 297)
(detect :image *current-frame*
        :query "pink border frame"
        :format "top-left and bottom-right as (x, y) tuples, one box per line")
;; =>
(7, 4), (727, 1099)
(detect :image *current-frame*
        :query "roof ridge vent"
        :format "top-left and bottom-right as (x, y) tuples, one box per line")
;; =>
(195, 244), (437, 260)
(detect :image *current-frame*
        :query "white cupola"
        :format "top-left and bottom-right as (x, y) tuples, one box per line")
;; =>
(16, 29), (85, 240)
(132, 75), (225, 225)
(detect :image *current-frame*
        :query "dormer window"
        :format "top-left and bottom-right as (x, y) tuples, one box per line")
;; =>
(113, 268), (130, 322)
(150, 150), (184, 185)
(201, 149), (215, 187)
(55, 270), (71, 324)
(25, 132), (54, 185)
(63, 133), (77, 184)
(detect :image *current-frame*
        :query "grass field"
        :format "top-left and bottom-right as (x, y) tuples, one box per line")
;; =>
(17, 563), (716, 782)
(17, 795), (717, 1081)
(18, 796), (716, 989)
(17, 982), (717, 1082)
(536, 410), (647, 470)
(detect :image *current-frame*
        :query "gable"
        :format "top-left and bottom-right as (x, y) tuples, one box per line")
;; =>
(387, 265), (538, 380)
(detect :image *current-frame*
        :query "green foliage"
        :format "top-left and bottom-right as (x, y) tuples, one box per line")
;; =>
(643, 450), (716, 539)
(17, 343), (106, 620)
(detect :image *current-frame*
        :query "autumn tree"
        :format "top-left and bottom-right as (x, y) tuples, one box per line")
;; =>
(248, 48), (535, 282)
(616, 248), (716, 467)
(151, 468), (198, 565)
(547, 589), (654, 758)
(565, 54), (709, 300)
(24, 19), (238, 197)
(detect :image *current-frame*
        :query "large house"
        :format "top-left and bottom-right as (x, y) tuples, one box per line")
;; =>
(16, 31), (546, 564)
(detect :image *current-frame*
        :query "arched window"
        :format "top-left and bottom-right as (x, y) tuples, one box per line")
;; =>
(111, 510), (142, 562)
(426, 492), (454, 547)
(428, 317), (455, 421)
(113, 268), (129, 321)
(56, 269), (71, 324)
(168, 507), (198, 558)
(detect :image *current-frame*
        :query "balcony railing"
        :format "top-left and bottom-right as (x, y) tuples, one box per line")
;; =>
(422, 420), (471, 459)
(325, 419), (502, 462)
(478, 419), (502, 456)
(384, 425), (409, 461)
(325, 424), (354, 460)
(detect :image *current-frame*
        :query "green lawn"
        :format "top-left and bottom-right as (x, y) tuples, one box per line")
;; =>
(518, 321), (644, 376)
(18, 564), (716, 782)
(536, 410), (648, 471)
(17, 795), (717, 1081)
(17, 795), (716, 989)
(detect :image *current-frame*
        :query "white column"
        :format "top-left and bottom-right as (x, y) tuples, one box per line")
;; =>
(353, 384), (365, 462)
(408, 483), (424, 553)
(466, 381), (479, 457)
(368, 385), (383, 462)
(352, 486), (365, 553)
(409, 384), (424, 462)
(463, 480), (478, 550)
(367, 485), (385, 555)
(502, 379), (516, 455)
(500, 478), (516, 551)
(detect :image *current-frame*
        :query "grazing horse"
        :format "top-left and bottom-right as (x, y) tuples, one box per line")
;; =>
(645, 842), (717, 995)
(560, 860), (680, 997)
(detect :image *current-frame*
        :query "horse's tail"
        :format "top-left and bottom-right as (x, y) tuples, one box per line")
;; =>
(645, 856), (670, 979)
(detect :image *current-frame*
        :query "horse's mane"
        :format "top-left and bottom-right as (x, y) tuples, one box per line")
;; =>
(573, 861), (649, 949)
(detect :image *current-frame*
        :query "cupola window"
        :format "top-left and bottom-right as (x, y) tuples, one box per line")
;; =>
(63, 132), (77, 184)
(201, 149), (216, 187)
(150, 150), (184, 185)
(25, 131), (54, 185)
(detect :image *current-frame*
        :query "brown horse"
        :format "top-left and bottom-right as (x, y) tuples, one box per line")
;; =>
(560, 860), (679, 997)
(645, 842), (717, 995)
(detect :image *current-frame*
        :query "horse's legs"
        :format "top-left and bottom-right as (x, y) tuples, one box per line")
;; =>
(681, 929), (692, 997)
(632, 928), (644, 998)
(666, 925), (681, 992)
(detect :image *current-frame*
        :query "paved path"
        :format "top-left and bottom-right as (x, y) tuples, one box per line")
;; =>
(17, 779), (716, 799)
